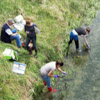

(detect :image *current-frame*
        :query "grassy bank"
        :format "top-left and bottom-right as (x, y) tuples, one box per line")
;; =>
(0, 0), (100, 100)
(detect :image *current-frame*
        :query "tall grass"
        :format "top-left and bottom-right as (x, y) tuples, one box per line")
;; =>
(0, 0), (100, 100)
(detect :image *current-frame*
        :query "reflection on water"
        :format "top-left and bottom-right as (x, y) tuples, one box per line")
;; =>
(35, 12), (100, 100)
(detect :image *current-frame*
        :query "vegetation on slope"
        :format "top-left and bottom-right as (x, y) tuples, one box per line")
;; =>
(0, 0), (100, 100)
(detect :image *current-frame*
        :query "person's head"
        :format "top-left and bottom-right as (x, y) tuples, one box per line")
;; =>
(56, 61), (64, 68)
(8, 19), (14, 26)
(85, 27), (91, 34)
(26, 18), (31, 26)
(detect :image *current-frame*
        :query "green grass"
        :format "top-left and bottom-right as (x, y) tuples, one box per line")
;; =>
(0, 0), (100, 100)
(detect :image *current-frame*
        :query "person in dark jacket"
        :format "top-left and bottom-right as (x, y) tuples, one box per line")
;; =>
(1, 19), (21, 48)
(24, 18), (40, 58)
(68, 27), (91, 50)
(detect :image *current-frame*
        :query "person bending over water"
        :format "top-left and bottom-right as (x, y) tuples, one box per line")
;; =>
(68, 27), (91, 50)
(40, 61), (67, 92)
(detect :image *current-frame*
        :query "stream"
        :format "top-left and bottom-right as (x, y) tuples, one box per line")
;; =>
(36, 11), (100, 100)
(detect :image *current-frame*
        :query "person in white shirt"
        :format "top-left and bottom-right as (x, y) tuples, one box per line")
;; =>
(40, 61), (67, 92)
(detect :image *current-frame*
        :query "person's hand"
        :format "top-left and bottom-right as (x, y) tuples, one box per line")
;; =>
(54, 75), (59, 78)
(12, 33), (17, 36)
(26, 31), (29, 34)
(87, 44), (90, 48)
(62, 72), (67, 75)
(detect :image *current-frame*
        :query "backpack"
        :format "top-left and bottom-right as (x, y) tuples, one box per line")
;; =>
(2, 48), (18, 61)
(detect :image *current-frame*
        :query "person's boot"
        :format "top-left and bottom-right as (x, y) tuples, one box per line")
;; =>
(34, 54), (37, 58)
(48, 87), (52, 92)
(28, 48), (32, 55)
(43, 81), (47, 86)
(34, 49), (37, 58)
(76, 48), (82, 53)
(48, 87), (57, 92)
(66, 45), (70, 56)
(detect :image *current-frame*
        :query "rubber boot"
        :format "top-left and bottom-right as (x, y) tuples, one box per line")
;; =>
(48, 87), (57, 92)
(48, 87), (52, 92)
(34, 49), (37, 58)
(28, 48), (32, 55)
(43, 81), (47, 86)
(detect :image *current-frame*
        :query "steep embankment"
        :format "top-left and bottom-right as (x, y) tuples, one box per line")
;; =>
(0, 0), (99, 100)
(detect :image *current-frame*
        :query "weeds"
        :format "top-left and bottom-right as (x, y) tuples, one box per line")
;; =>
(0, 0), (100, 99)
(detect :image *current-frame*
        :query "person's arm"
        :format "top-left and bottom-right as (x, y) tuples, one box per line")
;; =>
(5, 29), (17, 36)
(48, 70), (54, 77)
(26, 31), (29, 34)
(83, 35), (90, 48)
(34, 26), (40, 34)
(11, 33), (17, 36)
(24, 26), (29, 34)
(83, 35), (88, 45)
(32, 23), (40, 34)
(57, 67), (67, 75)
(57, 67), (63, 73)
(48, 70), (59, 78)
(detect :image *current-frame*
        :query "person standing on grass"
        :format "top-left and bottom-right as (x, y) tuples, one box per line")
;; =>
(24, 18), (40, 58)
(1, 19), (21, 48)
(40, 61), (67, 92)
(68, 27), (91, 50)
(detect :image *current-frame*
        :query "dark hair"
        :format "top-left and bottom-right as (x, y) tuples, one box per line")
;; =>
(26, 20), (31, 26)
(56, 61), (64, 66)
(86, 27), (91, 33)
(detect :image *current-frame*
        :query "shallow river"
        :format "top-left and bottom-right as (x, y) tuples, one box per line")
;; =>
(36, 11), (100, 100)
